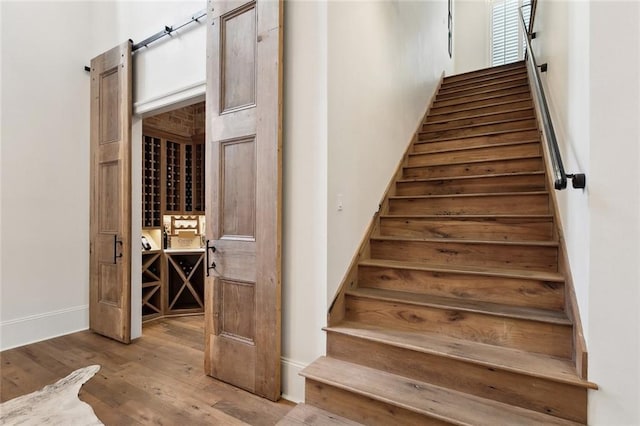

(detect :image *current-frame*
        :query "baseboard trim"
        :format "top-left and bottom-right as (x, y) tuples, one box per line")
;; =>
(0, 305), (89, 351)
(281, 356), (307, 403)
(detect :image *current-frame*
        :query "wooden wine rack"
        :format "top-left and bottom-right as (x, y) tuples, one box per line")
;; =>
(194, 143), (205, 212)
(142, 136), (161, 228)
(165, 140), (181, 213)
(166, 251), (205, 314)
(142, 251), (163, 320)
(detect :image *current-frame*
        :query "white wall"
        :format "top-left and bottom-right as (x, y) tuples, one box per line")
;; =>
(532, 1), (640, 424)
(1, 1), (94, 348)
(454, 0), (491, 74)
(326, 0), (453, 300)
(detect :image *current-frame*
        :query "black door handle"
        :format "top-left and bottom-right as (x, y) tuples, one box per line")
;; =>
(205, 239), (216, 276)
(113, 234), (123, 264)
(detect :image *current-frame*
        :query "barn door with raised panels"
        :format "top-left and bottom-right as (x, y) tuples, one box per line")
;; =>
(204, 0), (282, 400)
(89, 41), (133, 343)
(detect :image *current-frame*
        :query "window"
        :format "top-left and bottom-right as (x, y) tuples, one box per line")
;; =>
(491, 0), (531, 66)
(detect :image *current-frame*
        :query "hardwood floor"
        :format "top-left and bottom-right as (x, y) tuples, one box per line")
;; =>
(1, 316), (294, 425)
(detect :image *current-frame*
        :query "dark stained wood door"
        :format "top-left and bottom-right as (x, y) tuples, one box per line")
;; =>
(204, 0), (283, 400)
(89, 41), (133, 343)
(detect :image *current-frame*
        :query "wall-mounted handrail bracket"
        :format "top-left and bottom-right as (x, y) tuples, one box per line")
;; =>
(520, 5), (585, 190)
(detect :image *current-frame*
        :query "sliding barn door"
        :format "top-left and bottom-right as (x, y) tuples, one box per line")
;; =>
(89, 41), (133, 343)
(204, 0), (283, 400)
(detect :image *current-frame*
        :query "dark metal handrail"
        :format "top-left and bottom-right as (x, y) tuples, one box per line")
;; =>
(519, 6), (586, 190)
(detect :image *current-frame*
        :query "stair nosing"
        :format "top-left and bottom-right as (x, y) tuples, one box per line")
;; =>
(419, 118), (537, 136)
(396, 171), (545, 184)
(441, 69), (528, 90)
(389, 191), (549, 200)
(301, 356), (581, 426)
(429, 97), (533, 117)
(424, 106), (534, 126)
(404, 154), (543, 169)
(436, 81), (530, 101)
(380, 213), (554, 219)
(323, 322), (596, 389)
(357, 258), (564, 282)
(344, 287), (570, 325)
(370, 235), (559, 247)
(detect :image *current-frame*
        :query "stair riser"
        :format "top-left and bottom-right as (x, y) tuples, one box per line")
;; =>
(430, 92), (531, 115)
(370, 239), (558, 271)
(436, 78), (529, 101)
(408, 143), (541, 167)
(440, 69), (528, 92)
(305, 380), (447, 426)
(389, 194), (550, 215)
(433, 86), (530, 109)
(425, 99), (533, 123)
(422, 109), (534, 133)
(403, 158), (544, 179)
(358, 265), (564, 310)
(344, 296), (572, 357)
(395, 174), (546, 196)
(444, 62), (525, 84)
(412, 130), (540, 154)
(419, 119), (538, 142)
(326, 333), (586, 423)
(378, 216), (554, 241)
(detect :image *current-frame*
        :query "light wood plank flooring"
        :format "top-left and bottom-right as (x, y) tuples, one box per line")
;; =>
(1, 316), (294, 425)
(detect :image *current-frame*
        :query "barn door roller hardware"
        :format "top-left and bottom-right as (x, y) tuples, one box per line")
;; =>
(84, 9), (206, 72)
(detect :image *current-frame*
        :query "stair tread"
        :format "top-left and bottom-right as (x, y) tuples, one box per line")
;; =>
(371, 235), (558, 247)
(435, 83), (529, 102)
(443, 62), (526, 82)
(440, 74), (528, 93)
(419, 127), (539, 143)
(301, 357), (581, 426)
(432, 88), (530, 108)
(425, 106), (534, 125)
(411, 139), (540, 153)
(397, 171), (545, 183)
(358, 258), (564, 281)
(345, 287), (570, 325)
(429, 97), (533, 116)
(389, 190), (549, 200)
(277, 404), (362, 426)
(441, 69), (528, 90)
(419, 118), (536, 136)
(404, 154), (542, 170)
(325, 321), (596, 389)
(380, 213), (554, 219)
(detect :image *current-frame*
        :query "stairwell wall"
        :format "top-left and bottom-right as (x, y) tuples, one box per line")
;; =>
(326, 0), (454, 302)
(532, 1), (640, 424)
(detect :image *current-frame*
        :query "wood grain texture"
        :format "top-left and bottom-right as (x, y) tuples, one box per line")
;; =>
(89, 41), (132, 344)
(408, 142), (541, 166)
(378, 214), (554, 241)
(344, 294), (572, 357)
(430, 91), (531, 114)
(403, 157), (543, 179)
(412, 129), (540, 153)
(419, 119), (538, 142)
(422, 108), (534, 132)
(302, 357), (580, 426)
(439, 70), (528, 94)
(436, 78), (529, 101)
(0, 317), (294, 425)
(206, 0), (283, 401)
(395, 172), (546, 196)
(326, 331), (587, 423)
(388, 192), (550, 215)
(357, 262), (563, 310)
(277, 404), (362, 426)
(442, 61), (525, 84)
(426, 99), (533, 123)
(433, 86), (531, 109)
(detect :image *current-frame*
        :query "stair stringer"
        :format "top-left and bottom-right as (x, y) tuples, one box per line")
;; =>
(327, 72), (446, 327)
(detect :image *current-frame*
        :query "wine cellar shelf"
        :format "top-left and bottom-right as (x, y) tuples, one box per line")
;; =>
(143, 136), (161, 228)
(166, 252), (205, 314)
(142, 251), (163, 321)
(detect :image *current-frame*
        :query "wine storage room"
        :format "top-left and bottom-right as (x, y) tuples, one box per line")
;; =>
(141, 102), (206, 325)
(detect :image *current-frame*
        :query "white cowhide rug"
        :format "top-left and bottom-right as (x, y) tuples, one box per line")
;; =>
(0, 365), (103, 425)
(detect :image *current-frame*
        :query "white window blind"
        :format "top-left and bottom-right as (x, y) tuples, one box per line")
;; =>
(491, 0), (531, 67)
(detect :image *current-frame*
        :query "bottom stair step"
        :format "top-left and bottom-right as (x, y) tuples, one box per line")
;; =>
(277, 404), (362, 425)
(302, 356), (582, 426)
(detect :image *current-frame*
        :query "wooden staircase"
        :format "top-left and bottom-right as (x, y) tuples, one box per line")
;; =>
(279, 61), (596, 426)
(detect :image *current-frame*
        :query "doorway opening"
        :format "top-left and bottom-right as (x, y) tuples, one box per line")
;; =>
(139, 101), (207, 334)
